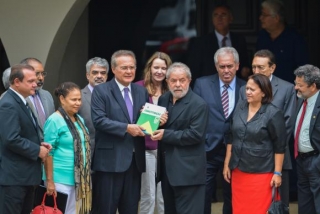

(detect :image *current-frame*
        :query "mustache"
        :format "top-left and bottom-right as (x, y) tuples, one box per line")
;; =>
(37, 81), (44, 87)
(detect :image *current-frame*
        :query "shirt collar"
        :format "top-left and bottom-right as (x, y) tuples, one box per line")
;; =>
(9, 87), (27, 105)
(87, 84), (94, 93)
(219, 77), (236, 91)
(215, 30), (230, 43)
(115, 78), (132, 92)
(306, 90), (319, 106)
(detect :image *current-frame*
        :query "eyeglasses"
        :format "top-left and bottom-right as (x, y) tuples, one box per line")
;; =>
(35, 72), (47, 77)
(260, 13), (273, 18)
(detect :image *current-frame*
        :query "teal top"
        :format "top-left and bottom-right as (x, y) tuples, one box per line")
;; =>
(43, 112), (87, 185)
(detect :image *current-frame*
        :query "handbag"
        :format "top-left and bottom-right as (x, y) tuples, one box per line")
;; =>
(31, 192), (63, 214)
(267, 186), (289, 214)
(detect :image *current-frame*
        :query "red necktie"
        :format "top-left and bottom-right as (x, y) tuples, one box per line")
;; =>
(294, 100), (307, 158)
(222, 37), (227, 47)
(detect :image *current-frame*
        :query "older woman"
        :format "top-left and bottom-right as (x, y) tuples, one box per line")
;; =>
(223, 74), (286, 214)
(136, 52), (172, 214)
(43, 82), (91, 214)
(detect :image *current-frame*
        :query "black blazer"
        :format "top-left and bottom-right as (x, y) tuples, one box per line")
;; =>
(186, 32), (249, 82)
(227, 100), (286, 173)
(239, 75), (296, 170)
(0, 89), (41, 185)
(157, 89), (209, 186)
(91, 79), (149, 173)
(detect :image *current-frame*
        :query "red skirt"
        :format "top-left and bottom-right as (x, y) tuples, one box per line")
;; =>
(231, 168), (273, 214)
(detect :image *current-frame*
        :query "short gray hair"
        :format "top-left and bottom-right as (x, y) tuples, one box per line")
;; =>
(2, 67), (11, 89)
(86, 57), (109, 74)
(261, 0), (285, 23)
(294, 64), (320, 89)
(166, 62), (192, 80)
(214, 47), (239, 64)
(111, 50), (136, 68)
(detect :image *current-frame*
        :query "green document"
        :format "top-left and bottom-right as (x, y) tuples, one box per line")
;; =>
(137, 102), (166, 135)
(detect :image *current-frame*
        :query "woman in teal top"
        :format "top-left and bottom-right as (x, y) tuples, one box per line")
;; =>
(43, 82), (91, 214)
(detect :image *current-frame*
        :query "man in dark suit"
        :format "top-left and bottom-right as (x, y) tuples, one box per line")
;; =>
(193, 47), (245, 214)
(293, 64), (320, 214)
(239, 50), (296, 208)
(90, 50), (149, 214)
(20, 58), (55, 141)
(0, 64), (50, 214)
(151, 62), (209, 214)
(187, 4), (250, 83)
(78, 57), (108, 157)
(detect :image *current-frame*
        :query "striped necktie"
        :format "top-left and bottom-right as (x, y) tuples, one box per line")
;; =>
(221, 84), (229, 118)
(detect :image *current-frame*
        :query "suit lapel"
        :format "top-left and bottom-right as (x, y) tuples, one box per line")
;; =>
(82, 86), (92, 106)
(37, 89), (49, 117)
(310, 93), (320, 137)
(211, 75), (225, 117)
(110, 79), (131, 123)
(271, 76), (279, 97)
(8, 90), (38, 130)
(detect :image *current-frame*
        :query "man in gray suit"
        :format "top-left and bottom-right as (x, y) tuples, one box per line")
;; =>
(0, 67), (11, 99)
(20, 58), (55, 141)
(239, 49), (296, 208)
(78, 57), (108, 156)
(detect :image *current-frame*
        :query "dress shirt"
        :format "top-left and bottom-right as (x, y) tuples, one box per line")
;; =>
(215, 30), (231, 48)
(29, 91), (45, 114)
(87, 84), (94, 93)
(115, 79), (133, 102)
(219, 77), (236, 116)
(295, 91), (319, 152)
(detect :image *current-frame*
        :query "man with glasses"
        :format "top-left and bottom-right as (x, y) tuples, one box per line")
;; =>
(187, 4), (250, 83)
(20, 58), (55, 141)
(193, 47), (245, 214)
(91, 50), (149, 214)
(78, 57), (109, 157)
(257, 0), (308, 84)
(239, 49), (296, 209)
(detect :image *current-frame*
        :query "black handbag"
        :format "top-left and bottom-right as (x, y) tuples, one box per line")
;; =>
(267, 186), (289, 214)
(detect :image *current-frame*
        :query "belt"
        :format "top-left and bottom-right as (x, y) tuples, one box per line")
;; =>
(298, 150), (319, 159)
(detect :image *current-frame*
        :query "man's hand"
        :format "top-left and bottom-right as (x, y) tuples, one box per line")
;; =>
(159, 111), (168, 126)
(151, 129), (164, 141)
(39, 145), (49, 161)
(127, 124), (146, 137)
(41, 142), (52, 150)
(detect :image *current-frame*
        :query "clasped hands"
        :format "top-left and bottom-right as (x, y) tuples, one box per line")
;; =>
(39, 142), (52, 162)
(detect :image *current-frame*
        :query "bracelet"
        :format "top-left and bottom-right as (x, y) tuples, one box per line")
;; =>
(274, 171), (282, 176)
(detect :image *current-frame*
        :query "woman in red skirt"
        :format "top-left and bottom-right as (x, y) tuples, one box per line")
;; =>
(223, 74), (285, 214)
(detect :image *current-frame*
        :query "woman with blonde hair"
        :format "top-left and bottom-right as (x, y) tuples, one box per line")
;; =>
(136, 52), (172, 214)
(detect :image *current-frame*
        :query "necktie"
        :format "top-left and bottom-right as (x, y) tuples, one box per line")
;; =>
(26, 102), (36, 126)
(124, 87), (133, 122)
(294, 100), (307, 158)
(222, 37), (227, 47)
(221, 84), (229, 118)
(33, 91), (46, 128)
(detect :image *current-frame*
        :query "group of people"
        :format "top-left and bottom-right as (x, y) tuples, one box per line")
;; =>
(0, 1), (318, 214)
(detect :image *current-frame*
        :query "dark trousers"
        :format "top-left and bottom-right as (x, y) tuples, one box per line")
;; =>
(296, 155), (320, 214)
(91, 155), (141, 214)
(279, 170), (290, 208)
(0, 185), (36, 214)
(204, 147), (232, 214)
(161, 162), (205, 214)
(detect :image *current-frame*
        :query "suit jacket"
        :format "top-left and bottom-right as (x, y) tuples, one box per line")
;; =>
(295, 93), (320, 152)
(193, 74), (245, 153)
(91, 78), (149, 173)
(228, 100), (286, 173)
(239, 75), (296, 169)
(0, 89), (42, 185)
(78, 85), (95, 155)
(26, 88), (55, 141)
(157, 89), (209, 186)
(186, 32), (249, 82)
